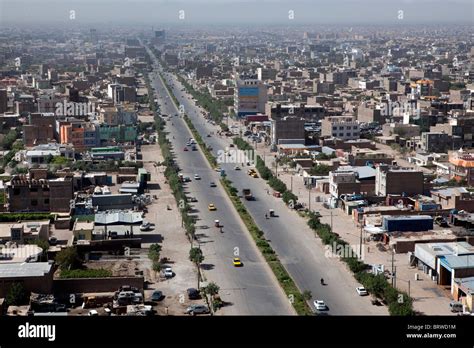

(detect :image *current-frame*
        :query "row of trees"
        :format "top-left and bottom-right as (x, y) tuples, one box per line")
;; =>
(307, 212), (414, 316)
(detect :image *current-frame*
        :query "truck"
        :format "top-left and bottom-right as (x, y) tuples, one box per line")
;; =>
(242, 189), (253, 201)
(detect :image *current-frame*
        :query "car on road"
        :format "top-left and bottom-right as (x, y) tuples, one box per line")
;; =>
(188, 196), (198, 202)
(313, 300), (328, 311)
(140, 221), (152, 231)
(163, 268), (174, 278)
(356, 287), (368, 296)
(209, 182), (217, 187)
(234, 166), (241, 171)
(194, 174), (201, 180)
(233, 257), (243, 267)
(187, 288), (200, 300)
(185, 304), (209, 315)
(150, 290), (164, 301)
(184, 147), (189, 151)
(208, 203), (217, 211)
(450, 301), (463, 313)
(192, 145), (197, 151)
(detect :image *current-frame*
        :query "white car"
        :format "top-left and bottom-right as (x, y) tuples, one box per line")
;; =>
(356, 287), (368, 296)
(313, 300), (327, 311)
(140, 222), (152, 231)
(164, 268), (174, 278)
(88, 310), (99, 316)
(194, 174), (201, 180)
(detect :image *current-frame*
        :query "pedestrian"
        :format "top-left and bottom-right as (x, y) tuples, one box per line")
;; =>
(165, 307), (169, 315)
(367, 246), (370, 253)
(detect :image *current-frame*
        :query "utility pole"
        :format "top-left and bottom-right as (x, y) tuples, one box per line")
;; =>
(391, 249), (395, 287)
(359, 223), (363, 259)
(308, 185), (311, 212)
(408, 280), (410, 297)
(330, 211), (333, 233)
(394, 266), (397, 289)
(290, 176), (293, 193)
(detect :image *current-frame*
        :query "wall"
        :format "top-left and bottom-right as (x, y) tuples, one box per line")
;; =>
(53, 276), (144, 294)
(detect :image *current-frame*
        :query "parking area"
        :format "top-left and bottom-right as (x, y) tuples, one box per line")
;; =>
(140, 142), (207, 315)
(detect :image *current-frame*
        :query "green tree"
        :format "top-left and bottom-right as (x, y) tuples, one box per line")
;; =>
(6, 282), (28, 306)
(55, 247), (81, 270)
(302, 290), (312, 301)
(189, 247), (204, 265)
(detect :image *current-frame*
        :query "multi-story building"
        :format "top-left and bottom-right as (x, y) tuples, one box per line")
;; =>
(421, 132), (453, 153)
(235, 79), (267, 117)
(5, 171), (73, 213)
(449, 150), (474, 185)
(272, 117), (306, 145)
(23, 113), (56, 147)
(59, 120), (99, 152)
(321, 116), (360, 140)
(265, 102), (325, 121)
(375, 165), (424, 196)
(99, 124), (137, 145)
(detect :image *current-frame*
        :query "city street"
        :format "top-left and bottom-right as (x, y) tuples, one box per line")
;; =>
(159, 69), (388, 315)
(146, 47), (294, 315)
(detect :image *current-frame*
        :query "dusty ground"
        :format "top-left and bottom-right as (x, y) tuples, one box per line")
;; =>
(139, 141), (206, 316)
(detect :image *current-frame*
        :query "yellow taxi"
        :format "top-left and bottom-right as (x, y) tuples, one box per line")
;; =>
(208, 203), (217, 211)
(233, 257), (243, 267)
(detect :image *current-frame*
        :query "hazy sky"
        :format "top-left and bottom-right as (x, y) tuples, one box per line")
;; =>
(0, 0), (473, 25)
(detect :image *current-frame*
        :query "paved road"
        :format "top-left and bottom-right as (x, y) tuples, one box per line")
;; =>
(145, 46), (294, 315)
(159, 70), (388, 315)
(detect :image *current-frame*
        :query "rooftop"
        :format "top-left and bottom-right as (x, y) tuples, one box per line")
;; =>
(0, 262), (52, 279)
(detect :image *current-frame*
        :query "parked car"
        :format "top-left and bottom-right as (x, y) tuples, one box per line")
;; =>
(140, 221), (152, 231)
(313, 300), (327, 311)
(187, 288), (200, 300)
(450, 301), (463, 313)
(163, 268), (174, 278)
(151, 290), (164, 301)
(184, 147), (189, 151)
(88, 310), (99, 316)
(356, 287), (368, 296)
(210, 182), (217, 187)
(185, 304), (209, 315)
(194, 174), (201, 180)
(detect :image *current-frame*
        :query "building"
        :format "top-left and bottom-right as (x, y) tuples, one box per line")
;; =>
(257, 68), (277, 81)
(59, 120), (99, 152)
(5, 173), (73, 213)
(420, 132), (452, 153)
(272, 117), (305, 145)
(449, 150), (474, 185)
(235, 79), (267, 117)
(0, 89), (7, 113)
(22, 143), (75, 166)
(0, 221), (50, 243)
(321, 116), (360, 140)
(0, 262), (54, 298)
(265, 103), (325, 121)
(375, 165), (424, 197)
(329, 166), (376, 198)
(23, 113), (56, 147)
